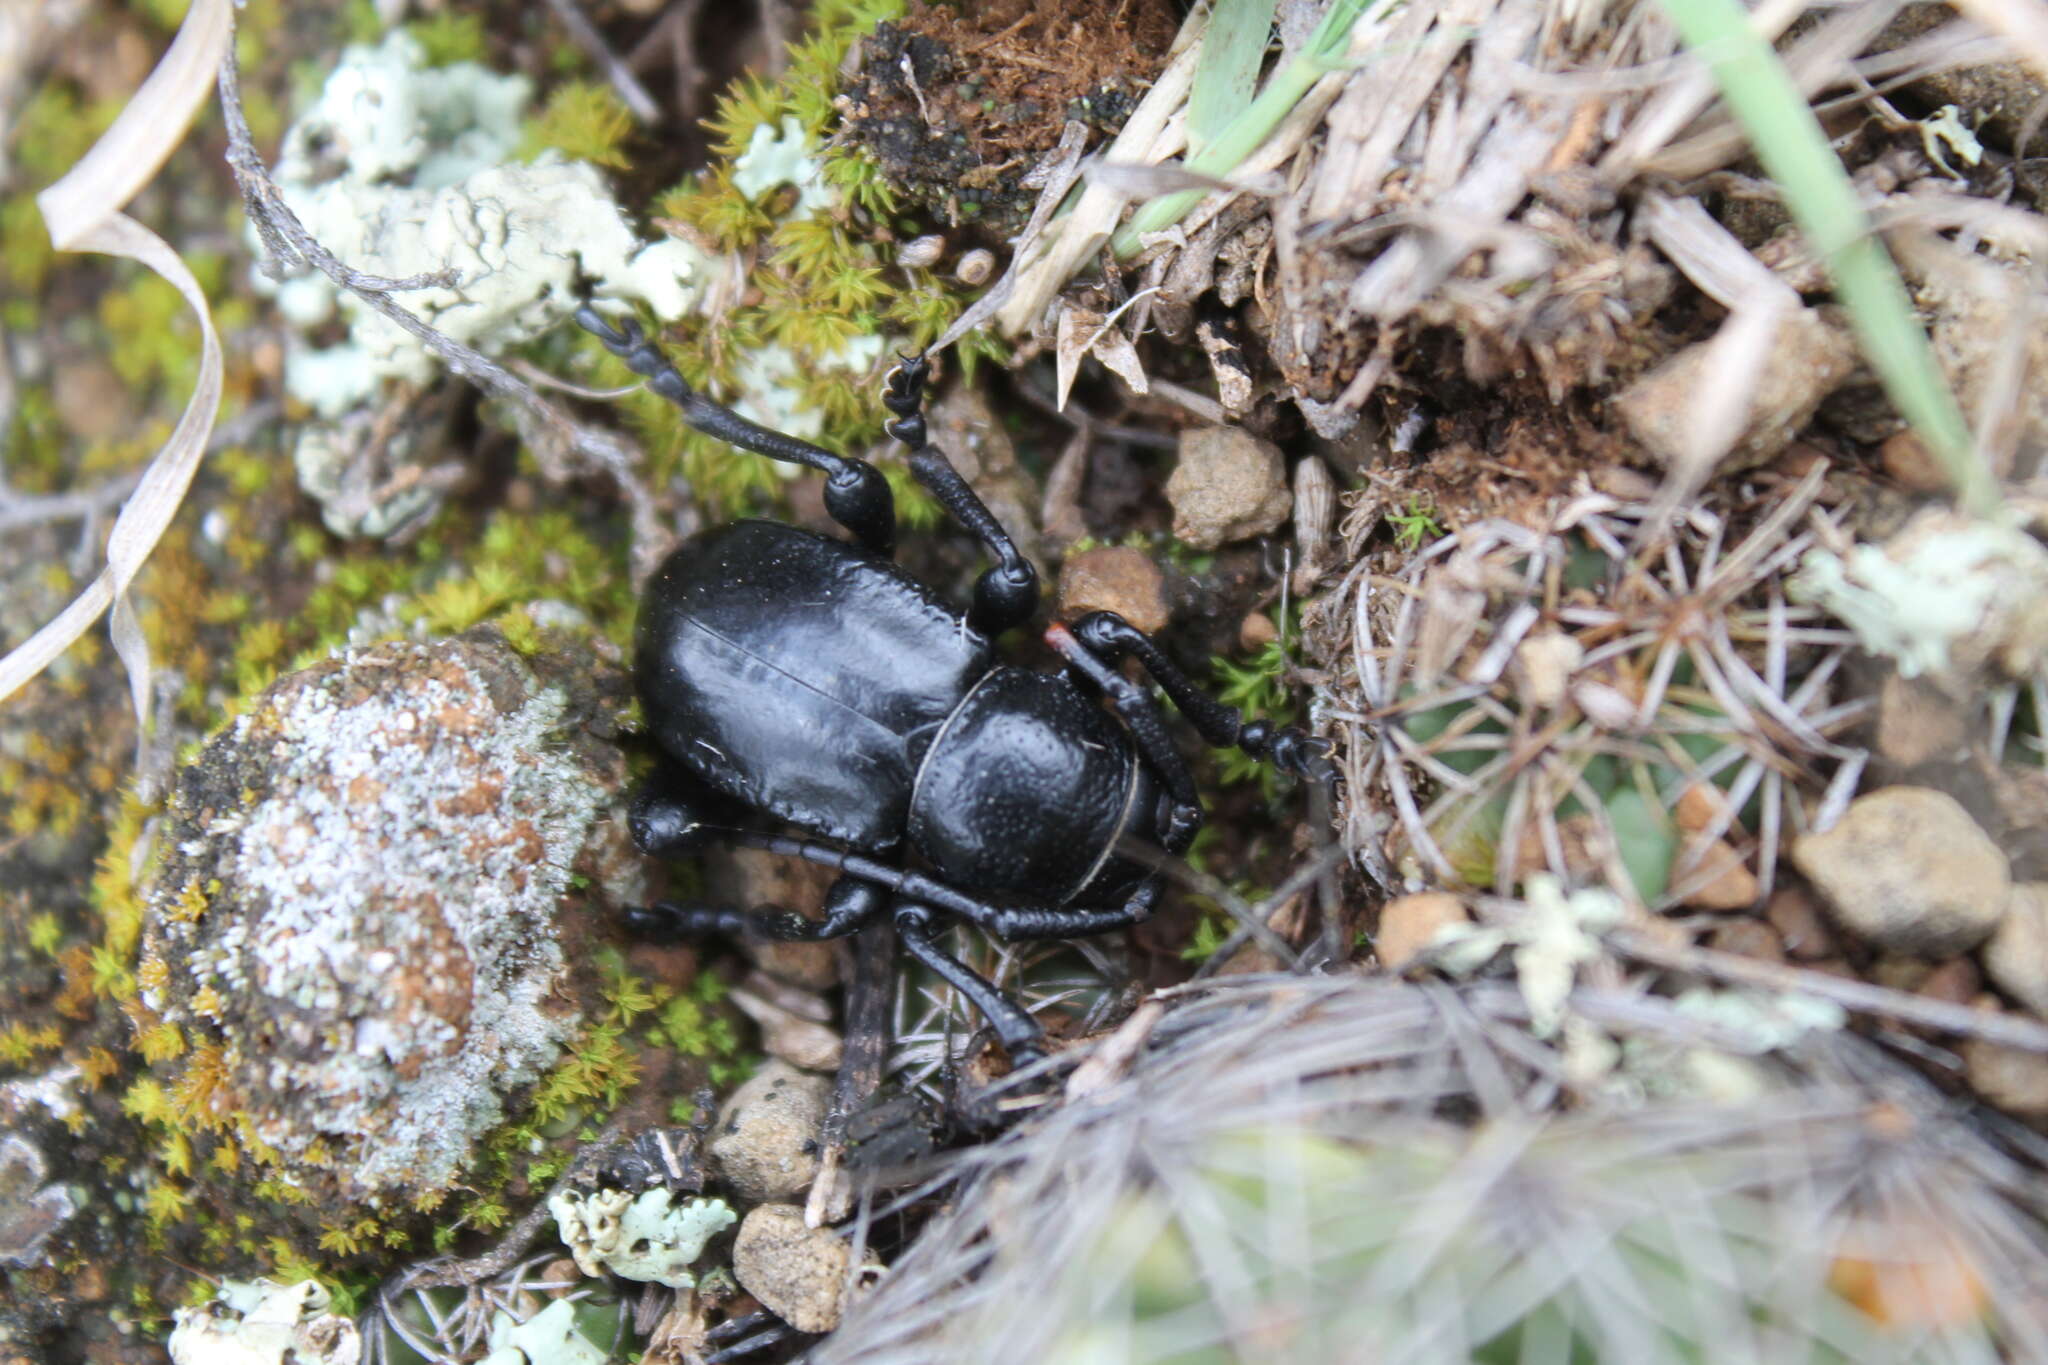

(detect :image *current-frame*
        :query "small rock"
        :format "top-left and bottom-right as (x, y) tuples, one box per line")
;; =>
(1876, 671), (1969, 768)
(1056, 546), (1169, 635)
(1374, 893), (1469, 971)
(1616, 307), (1858, 474)
(1166, 427), (1292, 550)
(1670, 837), (1759, 910)
(1238, 611), (1277, 651)
(1764, 888), (1836, 961)
(1964, 1035), (2048, 1120)
(711, 1061), (831, 1203)
(1918, 957), (1981, 1007)
(1706, 919), (1785, 963)
(1879, 431), (1950, 495)
(730, 987), (843, 1072)
(1984, 883), (2048, 1016)
(732, 1204), (850, 1335)
(1673, 782), (1738, 837)
(1791, 786), (2010, 956)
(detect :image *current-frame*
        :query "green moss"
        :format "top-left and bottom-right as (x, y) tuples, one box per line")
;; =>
(99, 270), (198, 396)
(521, 81), (634, 168)
(407, 10), (486, 66)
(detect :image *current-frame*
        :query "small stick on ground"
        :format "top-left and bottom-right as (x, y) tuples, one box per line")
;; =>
(1611, 928), (2048, 1053)
(806, 919), (896, 1228)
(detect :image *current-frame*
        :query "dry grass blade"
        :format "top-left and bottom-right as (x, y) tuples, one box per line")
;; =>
(0, 0), (232, 737)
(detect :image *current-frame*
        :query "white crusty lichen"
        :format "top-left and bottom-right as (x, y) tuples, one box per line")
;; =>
(166, 1279), (360, 1365)
(1789, 510), (2048, 681)
(262, 31), (706, 415)
(548, 1187), (737, 1289)
(143, 635), (610, 1199)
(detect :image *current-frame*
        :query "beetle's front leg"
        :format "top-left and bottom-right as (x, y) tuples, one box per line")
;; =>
(882, 354), (1040, 638)
(576, 306), (897, 556)
(1068, 610), (1338, 789)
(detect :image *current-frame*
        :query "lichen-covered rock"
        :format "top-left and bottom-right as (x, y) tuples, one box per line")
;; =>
(1165, 427), (1292, 551)
(0, 1134), (73, 1269)
(140, 629), (628, 1207)
(711, 1061), (830, 1202)
(1791, 786), (2010, 956)
(732, 1203), (851, 1334)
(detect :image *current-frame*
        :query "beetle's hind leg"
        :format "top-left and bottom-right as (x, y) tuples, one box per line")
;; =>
(893, 900), (1046, 1063)
(882, 355), (1040, 638)
(575, 305), (896, 555)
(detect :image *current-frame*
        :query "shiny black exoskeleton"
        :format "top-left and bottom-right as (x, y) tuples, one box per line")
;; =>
(579, 306), (1335, 1061)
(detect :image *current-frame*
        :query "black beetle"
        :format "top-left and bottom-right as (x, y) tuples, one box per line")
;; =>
(578, 306), (1334, 1060)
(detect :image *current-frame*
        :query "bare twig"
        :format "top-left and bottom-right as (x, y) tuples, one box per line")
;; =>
(215, 47), (670, 576)
(543, 0), (662, 123)
(1610, 928), (2048, 1053)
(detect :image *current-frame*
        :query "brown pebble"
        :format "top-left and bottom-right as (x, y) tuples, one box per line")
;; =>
(1879, 430), (1951, 494)
(1918, 957), (1981, 1006)
(1670, 836), (1759, 910)
(1706, 919), (1784, 963)
(1872, 955), (1935, 993)
(1056, 545), (1170, 635)
(733, 1204), (852, 1334)
(1875, 672), (1969, 767)
(1964, 1035), (2048, 1120)
(1765, 888), (1837, 961)
(1238, 611), (1277, 651)
(1791, 786), (2010, 956)
(1673, 783), (1739, 837)
(1375, 893), (1470, 971)
(1166, 427), (1292, 550)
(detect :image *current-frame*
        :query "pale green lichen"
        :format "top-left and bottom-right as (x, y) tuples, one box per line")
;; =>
(547, 1187), (736, 1289)
(730, 115), (837, 217)
(1789, 513), (2048, 680)
(261, 31), (707, 416)
(165, 1278), (359, 1365)
(480, 1300), (608, 1365)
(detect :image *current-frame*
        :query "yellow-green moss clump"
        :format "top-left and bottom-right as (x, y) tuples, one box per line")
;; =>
(574, 0), (1001, 527)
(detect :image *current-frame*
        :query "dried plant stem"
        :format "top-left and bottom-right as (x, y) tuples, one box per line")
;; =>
(1610, 928), (2048, 1053)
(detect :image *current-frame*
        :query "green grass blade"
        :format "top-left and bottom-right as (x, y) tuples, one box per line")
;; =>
(1657, 0), (1998, 518)
(1189, 0), (1278, 159)
(1111, 0), (1379, 257)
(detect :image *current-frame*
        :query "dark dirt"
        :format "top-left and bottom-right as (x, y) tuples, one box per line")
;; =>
(838, 0), (1179, 234)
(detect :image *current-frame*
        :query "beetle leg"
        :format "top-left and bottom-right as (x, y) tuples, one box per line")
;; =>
(882, 354), (1040, 638)
(952, 875), (1163, 941)
(626, 874), (887, 944)
(893, 901), (1046, 1062)
(576, 305), (897, 556)
(1045, 622), (1204, 854)
(1067, 610), (1339, 790)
